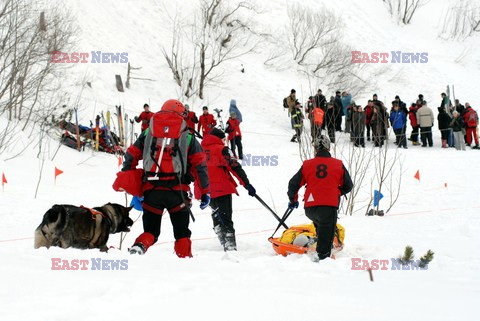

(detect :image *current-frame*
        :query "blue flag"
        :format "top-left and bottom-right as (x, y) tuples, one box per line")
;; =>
(130, 196), (144, 211)
(373, 190), (384, 207)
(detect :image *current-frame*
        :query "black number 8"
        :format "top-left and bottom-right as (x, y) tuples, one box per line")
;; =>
(316, 164), (328, 179)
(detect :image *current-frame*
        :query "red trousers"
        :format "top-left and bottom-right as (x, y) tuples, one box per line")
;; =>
(466, 128), (479, 145)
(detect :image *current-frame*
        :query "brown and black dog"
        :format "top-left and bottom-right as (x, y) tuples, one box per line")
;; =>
(34, 203), (133, 251)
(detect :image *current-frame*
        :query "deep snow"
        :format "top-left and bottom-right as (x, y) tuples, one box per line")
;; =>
(1, 0), (480, 320)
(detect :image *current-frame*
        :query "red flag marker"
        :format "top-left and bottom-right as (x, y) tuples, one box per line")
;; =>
(2, 173), (7, 189)
(54, 167), (64, 184)
(414, 170), (420, 181)
(444, 182), (447, 188)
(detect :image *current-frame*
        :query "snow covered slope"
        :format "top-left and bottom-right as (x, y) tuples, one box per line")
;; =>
(1, 0), (479, 320)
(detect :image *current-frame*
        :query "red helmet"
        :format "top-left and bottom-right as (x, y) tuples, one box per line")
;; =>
(161, 99), (185, 115)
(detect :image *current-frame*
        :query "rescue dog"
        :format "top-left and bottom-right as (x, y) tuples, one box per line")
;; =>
(34, 203), (133, 251)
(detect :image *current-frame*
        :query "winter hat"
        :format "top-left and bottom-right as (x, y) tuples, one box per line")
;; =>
(202, 106), (208, 110)
(230, 111), (237, 117)
(293, 234), (310, 247)
(210, 127), (225, 139)
(373, 93), (378, 97)
(395, 95), (400, 99)
(291, 89), (296, 94)
(184, 104), (190, 111)
(313, 135), (331, 151)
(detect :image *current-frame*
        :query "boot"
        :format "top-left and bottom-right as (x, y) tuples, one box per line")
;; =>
(213, 225), (226, 247)
(174, 237), (193, 258)
(442, 139), (447, 148)
(224, 232), (237, 251)
(129, 232), (155, 255)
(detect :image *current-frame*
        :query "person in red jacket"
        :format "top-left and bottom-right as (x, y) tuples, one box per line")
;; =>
(199, 128), (256, 251)
(197, 106), (217, 136)
(364, 100), (373, 141)
(184, 104), (198, 134)
(287, 135), (353, 262)
(122, 100), (211, 257)
(463, 103), (479, 148)
(134, 103), (154, 132)
(225, 111), (243, 159)
(408, 101), (421, 145)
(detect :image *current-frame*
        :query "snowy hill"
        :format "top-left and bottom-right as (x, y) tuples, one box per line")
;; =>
(1, 0), (480, 320)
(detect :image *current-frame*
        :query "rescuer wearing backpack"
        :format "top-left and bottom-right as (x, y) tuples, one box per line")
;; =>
(287, 135), (353, 261)
(120, 99), (211, 257)
(198, 128), (256, 251)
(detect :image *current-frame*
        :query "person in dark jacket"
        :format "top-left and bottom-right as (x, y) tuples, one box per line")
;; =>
(334, 91), (343, 131)
(124, 100), (210, 257)
(314, 89), (327, 111)
(324, 102), (336, 143)
(437, 107), (452, 148)
(134, 103), (154, 132)
(450, 111), (466, 151)
(287, 135), (353, 261)
(199, 128), (256, 251)
(351, 104), (365, 147)
(371, 104), (387, 147)
(290, 102), (304, 143)
(372, 93), (383, 108)
(364, 100), (373, 141)
(390, 103), (407, 148)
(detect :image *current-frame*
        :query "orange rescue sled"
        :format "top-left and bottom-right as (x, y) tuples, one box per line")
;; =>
(269, 223), (345, 256)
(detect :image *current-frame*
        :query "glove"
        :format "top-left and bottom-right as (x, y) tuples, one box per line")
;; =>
(200, 194), (210, 210)
(245, 184), (256, 197)
(134, 116), (139, 122)
(288, 200), (299, 210)
(130, 196), (144, 211)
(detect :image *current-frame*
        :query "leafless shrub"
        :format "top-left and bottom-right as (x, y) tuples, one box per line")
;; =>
(440, 0), (480, 39)
(162, 0), (260, 100)
(0, 0), (76, 155)
(383, 0), (429, 24)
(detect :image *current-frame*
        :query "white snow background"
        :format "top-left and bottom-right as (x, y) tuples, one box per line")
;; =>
(0, 0), (479, 320)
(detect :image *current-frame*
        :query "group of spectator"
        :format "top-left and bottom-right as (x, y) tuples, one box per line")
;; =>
(284, 89), (479, 151)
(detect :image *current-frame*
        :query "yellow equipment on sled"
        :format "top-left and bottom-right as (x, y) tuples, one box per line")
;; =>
(269, 223), (345, 256)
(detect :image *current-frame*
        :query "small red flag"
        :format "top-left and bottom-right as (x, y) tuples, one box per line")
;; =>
(444, 182), (448, 188)
(2, 173), (7, 186)
(55, 167), (64, 182)
(414, 170), (420, 181)
(118, 156), (123, 167)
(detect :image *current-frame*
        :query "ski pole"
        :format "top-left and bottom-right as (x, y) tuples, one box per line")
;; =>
(270, 207), (293, 238)
(254, 194), (288, 228)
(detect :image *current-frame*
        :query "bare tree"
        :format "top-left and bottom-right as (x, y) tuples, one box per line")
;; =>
(440, 0), (480, 39)
(0, 0), (76, 155)
(162, 0), (260, 100)
(383, 0), (429, 24)
(286, 3), (342, 65)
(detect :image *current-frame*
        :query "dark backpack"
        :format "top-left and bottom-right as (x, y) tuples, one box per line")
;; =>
(143, 111), (192, 187)
(283, 97), (288, 109)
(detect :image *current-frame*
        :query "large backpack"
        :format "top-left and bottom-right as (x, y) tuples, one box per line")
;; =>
(313, 107), (325, 126)
(143, 111), (192, 187)
(283, 97), (288, 109)
(467, 110), (478, 127)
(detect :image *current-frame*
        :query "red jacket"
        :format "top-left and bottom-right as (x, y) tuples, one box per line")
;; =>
(287, 150), (353, 208)
(409, 106), (418, 127)
(185, 111), (198, 132)
(199, 134), (248, 198)
(135, 111), (154, 131)
(463, 107), (479, 128)
(198, 113), (216, 135)
(364, 105), (373, 125)
(226, 118), (241, 140)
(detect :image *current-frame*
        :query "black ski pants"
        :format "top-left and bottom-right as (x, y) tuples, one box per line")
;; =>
(305, 206), (337, 260)
(230, 136), (243, 159)
(420, 126), (433, 146)
(142, 189), (191, 242)
(210, 194), (234, 234)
